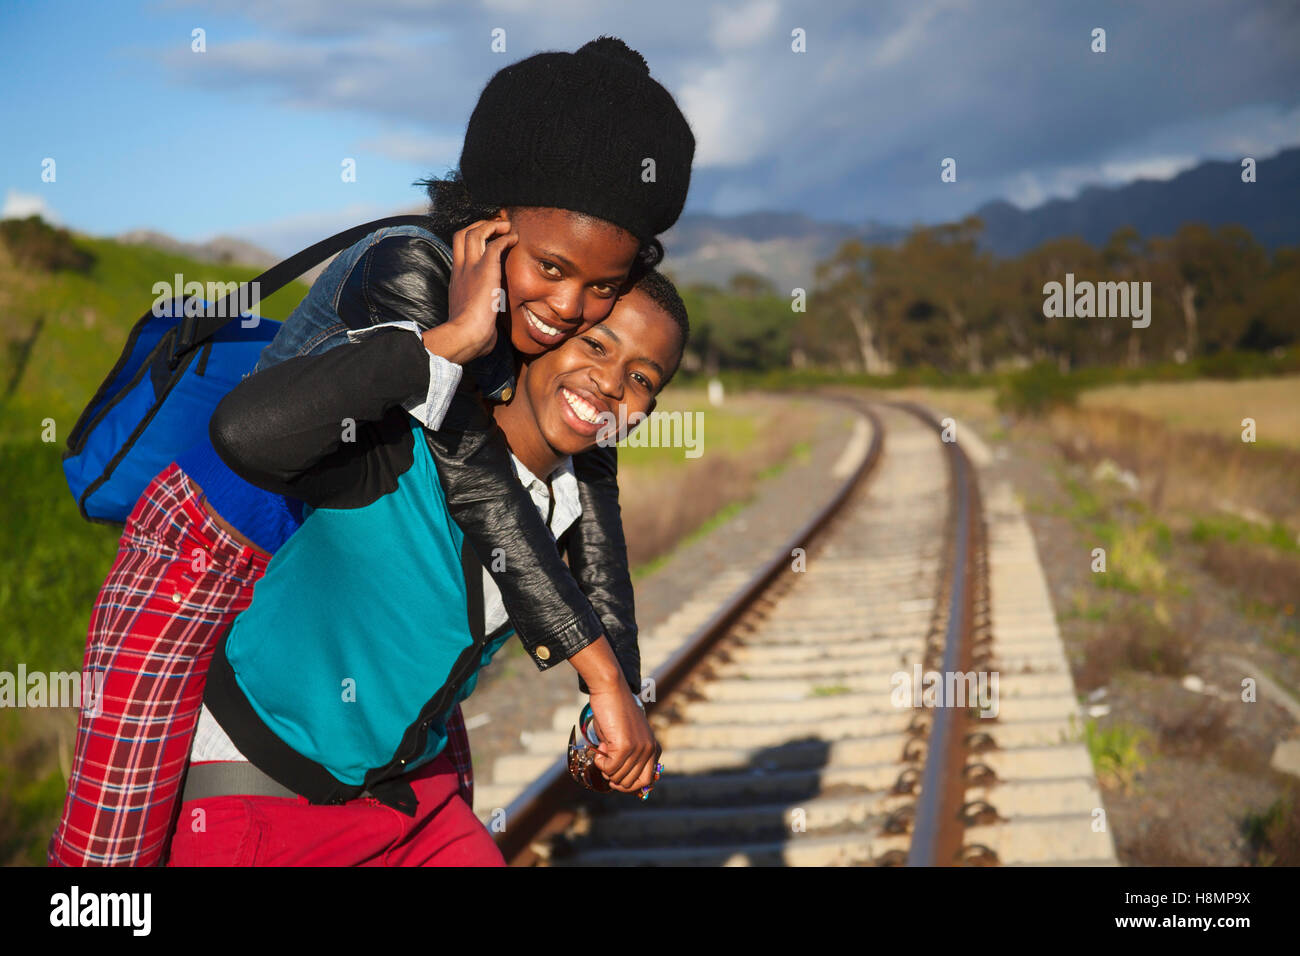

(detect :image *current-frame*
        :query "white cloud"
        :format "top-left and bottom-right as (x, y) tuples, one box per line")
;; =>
(482, 0), (603, 13)
(1003, 153), (1203, 210)
(1000, 98), (1300, 211)
(2, 189), (60, 223)
(710, 0), (781, 51)
(677, 63), (765, 167)
(1099, 156), (1198, 183)
(870, 0), (964, 68)
(1004, 172), (1048, 210)
(144, 0), (1300, 226)
(161, 0), (446, 37)
(1003, 163), (1112, 209)
(1198, 103), (1300, 158)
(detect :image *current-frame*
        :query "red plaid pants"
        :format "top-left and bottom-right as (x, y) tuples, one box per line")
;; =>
(49, 464), (476, 867)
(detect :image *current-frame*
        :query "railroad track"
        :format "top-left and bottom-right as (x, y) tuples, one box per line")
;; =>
(490, 394), (1118, 866)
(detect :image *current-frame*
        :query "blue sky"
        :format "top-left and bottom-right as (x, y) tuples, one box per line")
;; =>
(2, 0), (1297, 255)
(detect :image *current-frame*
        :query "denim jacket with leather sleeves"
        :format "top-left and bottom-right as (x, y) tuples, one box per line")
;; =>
(255, 223), (641, 692)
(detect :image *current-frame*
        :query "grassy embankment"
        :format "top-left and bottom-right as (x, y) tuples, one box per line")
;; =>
(616, 388), (817, 576)
(901, 377), (1300, 863)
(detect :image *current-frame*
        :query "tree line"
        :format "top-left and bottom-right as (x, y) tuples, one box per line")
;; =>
(674, 217), (1298, 375)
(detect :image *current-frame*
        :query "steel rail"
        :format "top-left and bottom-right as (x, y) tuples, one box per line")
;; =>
(496, 394), (884, 865)
(894, 401), (981, 866)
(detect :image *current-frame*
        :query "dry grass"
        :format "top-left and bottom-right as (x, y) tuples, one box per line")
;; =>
(893, 379), (1300, 529)
(1048, 404), (1300, 529)
(1076, 605), (1201, 691)
(620, 454), (752, 567)
(1121, 815), (1207, 866)
(1150, 694), (1231, 758)
(1081, 377), (1300, 450)
(891, 387), (999, 430)
(618, 393), (822, 569)
(1244, 788), (1300, 866)
(1199, 539), (1300, 614)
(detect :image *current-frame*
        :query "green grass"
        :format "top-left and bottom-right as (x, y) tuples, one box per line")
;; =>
(1057, 469), (1178, 597)
(614, 397), (757, 472)
(0, 442), (121, 672)
(996, 360), (1082, 417)
(1, 235), (309, 444)
(759, 440), (810, 481)
(1060, 469), (1109, 525)
(679, 346), (1300, 396)
(630, 498), (749, 581)
(1083, 718), (1150, 794)
(1061, 589), (1115, 622)
(1190, 514), (1300, 555)
(1096, 521), (1174, 595)
(0, 709), (70, 866)
(1266, 622), (1300, 661)
(810, 684), (851, 697)
(1241, 792), (1300, 867)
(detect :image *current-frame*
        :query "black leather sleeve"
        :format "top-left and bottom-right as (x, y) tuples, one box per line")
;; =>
(566, 445), (640, 695)
(335, 233), (638, 681)
(423, 395), (607, 672)
(210, 328), (424, 510)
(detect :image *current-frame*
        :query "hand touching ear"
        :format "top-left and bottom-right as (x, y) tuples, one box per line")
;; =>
(423, 219), (519, 366)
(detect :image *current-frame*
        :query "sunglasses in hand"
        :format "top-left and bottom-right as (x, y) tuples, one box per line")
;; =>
(566, 701), (662, 800)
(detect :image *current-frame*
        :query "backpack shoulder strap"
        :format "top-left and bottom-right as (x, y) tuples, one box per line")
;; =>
(461, 537), (487, 645)
(170, 214), (442, 367)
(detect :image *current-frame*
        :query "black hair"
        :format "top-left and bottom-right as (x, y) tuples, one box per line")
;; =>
(625, 268), (690, 388)
(415, 170), (499, 244)
(413, 170), (664, 282)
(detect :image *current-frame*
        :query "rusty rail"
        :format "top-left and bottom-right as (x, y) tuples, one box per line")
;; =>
(496, 395), (884, 864)
(496, 393), (982, 866)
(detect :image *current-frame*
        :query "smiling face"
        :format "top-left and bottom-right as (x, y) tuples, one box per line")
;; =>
(494, 207), (642, 357)
(504, 285), (683, 467)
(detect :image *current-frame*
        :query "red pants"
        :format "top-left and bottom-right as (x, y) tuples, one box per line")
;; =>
(50, 464), (477, 866)
(166, 752), (504, 867)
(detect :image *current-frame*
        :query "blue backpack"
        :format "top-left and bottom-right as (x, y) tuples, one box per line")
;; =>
(62, 215), (438, 523)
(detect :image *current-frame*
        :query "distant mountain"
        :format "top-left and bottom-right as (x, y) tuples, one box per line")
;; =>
(659, 211), (906, 291)
(973, 146), (1300, 256)
(659, 149), (1300, 285)
(115, 229), (336, 286)
(112, 146), (1299, 294)
(116, 229), (277, 267)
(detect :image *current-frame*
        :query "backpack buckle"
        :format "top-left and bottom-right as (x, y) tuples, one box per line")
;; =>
(167, 297), (202, 370)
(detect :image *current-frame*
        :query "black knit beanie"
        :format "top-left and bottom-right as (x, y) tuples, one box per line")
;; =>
(459, 36), (695, 244)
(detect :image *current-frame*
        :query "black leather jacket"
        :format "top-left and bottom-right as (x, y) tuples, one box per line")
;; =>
(332, 232), (640, 694)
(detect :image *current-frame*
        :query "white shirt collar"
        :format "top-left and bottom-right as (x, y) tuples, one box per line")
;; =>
(509, 453), (582, 540)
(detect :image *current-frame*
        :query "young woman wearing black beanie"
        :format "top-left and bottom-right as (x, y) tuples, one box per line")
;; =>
(50, 35), (694, 867)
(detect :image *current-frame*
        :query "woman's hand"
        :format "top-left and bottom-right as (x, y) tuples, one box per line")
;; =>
(424, 218), (518, 366)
